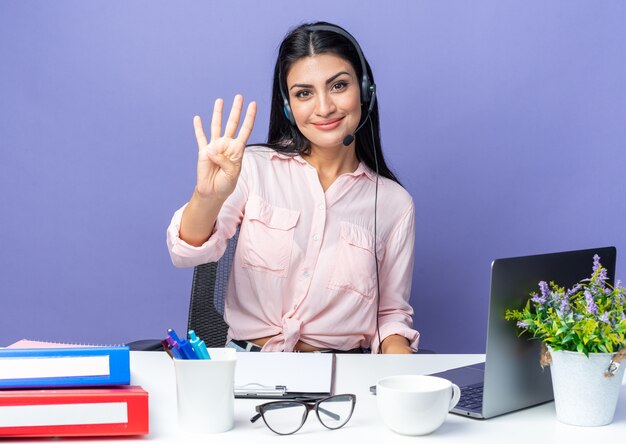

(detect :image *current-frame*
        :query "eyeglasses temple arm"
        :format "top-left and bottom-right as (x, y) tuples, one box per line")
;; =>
(317, 406), (341, 421)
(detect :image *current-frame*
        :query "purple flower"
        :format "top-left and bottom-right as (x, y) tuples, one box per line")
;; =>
(531, 292), (546, 305)
(559, 284), (579, 316)
(517, 321), (529, 329)
(593, 254), (601, 272)
(531, 282), (550, 305)
(599, 312), (610, 323)
(566, 284), (582, 297)
(539, 281), (550, 299)
(592, 255), (609, 286)
(585, 290), (598, 314)
(558, 297), (571, 316)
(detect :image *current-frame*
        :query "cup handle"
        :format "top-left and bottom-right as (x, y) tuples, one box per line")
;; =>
(449, 383), (461, 411)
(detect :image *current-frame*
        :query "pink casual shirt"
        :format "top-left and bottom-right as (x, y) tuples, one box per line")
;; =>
(167, 146), (419, 352)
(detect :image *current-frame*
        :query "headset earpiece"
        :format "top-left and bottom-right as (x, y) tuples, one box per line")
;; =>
(283, 99), (296, 126)
(361, 75), (373, 105)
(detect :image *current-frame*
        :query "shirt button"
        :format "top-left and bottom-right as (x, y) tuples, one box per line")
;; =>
(303, 271), (310, 278)
(293, 304), (297, 310)
(318, 204), (325, 210)
(312, 234), (319, 241)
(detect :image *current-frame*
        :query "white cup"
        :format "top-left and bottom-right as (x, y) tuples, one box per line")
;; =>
(173, 348), (237, 434)
(376, 374), (460, 436)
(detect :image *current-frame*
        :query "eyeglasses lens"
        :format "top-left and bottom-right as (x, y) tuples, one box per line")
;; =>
(317, 395), (355, 429)
(261, 401), (307, 435)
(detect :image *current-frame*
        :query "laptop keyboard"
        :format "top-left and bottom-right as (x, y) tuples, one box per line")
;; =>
(457, 383), (483, 410)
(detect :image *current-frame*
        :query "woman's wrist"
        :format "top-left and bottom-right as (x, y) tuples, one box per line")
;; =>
(381, 334), (412, 354)
(191, 186), (229, 205)
(179, 190), (226, 246)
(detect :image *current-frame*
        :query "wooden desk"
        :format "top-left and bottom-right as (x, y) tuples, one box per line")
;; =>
(15, 351), (626, 442)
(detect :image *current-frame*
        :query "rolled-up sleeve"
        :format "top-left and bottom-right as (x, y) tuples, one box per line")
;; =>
(166, 167), (248, 268)
(166, 205), (226, 267)
(371, 201), (420, 353)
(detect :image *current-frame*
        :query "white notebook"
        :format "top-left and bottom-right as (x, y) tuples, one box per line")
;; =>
(234, 352), (334, 398)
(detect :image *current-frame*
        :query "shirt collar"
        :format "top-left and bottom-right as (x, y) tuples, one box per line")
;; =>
(348, 162), (380, 183)
(269, 150), (381, 183)
(269, 150), (308, 165)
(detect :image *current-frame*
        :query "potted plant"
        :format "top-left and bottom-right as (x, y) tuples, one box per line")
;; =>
(505, 254), (626, 426)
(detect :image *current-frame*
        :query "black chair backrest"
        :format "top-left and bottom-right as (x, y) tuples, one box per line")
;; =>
(186, 228), (239, 348)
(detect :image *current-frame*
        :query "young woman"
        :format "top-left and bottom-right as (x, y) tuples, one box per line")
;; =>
(167, 22), (419, 353)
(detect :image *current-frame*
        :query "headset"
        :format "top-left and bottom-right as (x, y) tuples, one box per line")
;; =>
(279, 24), (377, 135)
(279, 24), (385, 353)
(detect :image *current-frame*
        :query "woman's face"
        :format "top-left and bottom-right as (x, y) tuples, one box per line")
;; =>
(285, 53), (362, 151)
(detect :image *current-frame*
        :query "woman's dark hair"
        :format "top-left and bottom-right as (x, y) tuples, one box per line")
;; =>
(264, 21), (401, 185)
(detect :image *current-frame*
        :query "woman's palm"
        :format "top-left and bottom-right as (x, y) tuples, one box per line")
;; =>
(194, 95), (257, 200)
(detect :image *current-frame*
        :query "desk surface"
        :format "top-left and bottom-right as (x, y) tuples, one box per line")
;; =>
(16, 351), (626, 443)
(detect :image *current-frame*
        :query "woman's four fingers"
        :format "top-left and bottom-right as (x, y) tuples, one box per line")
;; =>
(191, 95), (257, 198)
(193, 95), (256, 153)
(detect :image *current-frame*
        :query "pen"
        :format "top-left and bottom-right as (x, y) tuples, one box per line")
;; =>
(166, 335), (188, 359)
(234, 384), (287, 397)
(188, 330), (211, 360)
(164, 337), (183, 359)
(168, 328), (198, 359)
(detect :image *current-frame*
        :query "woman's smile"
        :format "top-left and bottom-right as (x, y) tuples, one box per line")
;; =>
(312, 116), (345, 131)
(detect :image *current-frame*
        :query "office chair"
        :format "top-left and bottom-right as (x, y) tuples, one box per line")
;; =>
(186, 228), (239, 348)
(126, 229), (238, 351)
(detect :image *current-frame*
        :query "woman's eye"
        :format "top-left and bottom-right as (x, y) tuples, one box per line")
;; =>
(295, 90), (311, 99)
(332, 81), (348, 91)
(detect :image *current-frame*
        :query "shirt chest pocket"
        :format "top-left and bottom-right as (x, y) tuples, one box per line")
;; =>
(328, 222), (383, 303)
(240, 196), (300, 277)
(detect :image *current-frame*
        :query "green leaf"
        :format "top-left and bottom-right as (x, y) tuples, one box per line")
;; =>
(561, 334), (574, 344)
(555, 326), (569, 336)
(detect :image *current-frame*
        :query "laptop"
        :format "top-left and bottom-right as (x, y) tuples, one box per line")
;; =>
(430, 246), (617, 419)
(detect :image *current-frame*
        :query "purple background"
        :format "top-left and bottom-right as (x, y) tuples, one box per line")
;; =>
(1, 1), (625, 352)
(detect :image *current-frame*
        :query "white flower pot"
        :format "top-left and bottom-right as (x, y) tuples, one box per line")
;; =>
(549, 348), (625, 426)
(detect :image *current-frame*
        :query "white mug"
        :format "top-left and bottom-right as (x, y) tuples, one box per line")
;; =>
(173, 348), (237, 434)
(376, 374), (461, 436)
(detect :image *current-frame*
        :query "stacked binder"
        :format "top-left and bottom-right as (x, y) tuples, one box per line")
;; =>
(0, 342), (149, 438)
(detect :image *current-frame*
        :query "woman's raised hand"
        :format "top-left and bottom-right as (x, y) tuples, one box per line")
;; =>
(193, 95), (257, 200)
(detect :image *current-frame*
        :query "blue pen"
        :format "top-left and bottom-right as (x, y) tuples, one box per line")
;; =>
(168, 328), (198, 359)
(188, 330), (211, 360)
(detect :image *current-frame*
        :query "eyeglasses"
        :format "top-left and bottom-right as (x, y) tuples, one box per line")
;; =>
(250, 394), (356, 435)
